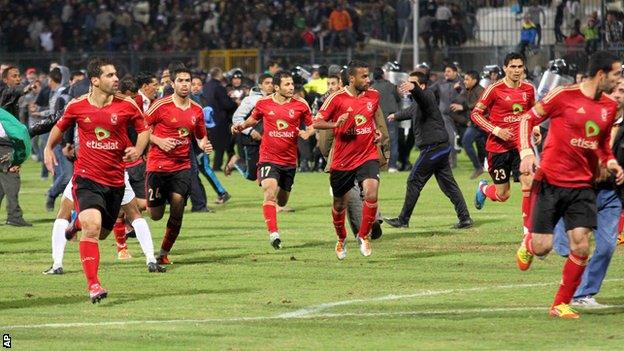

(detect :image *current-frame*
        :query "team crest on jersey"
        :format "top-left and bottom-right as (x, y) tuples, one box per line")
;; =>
(512, 103), (523, 115)
(366, 101), (373, 112)
(277, 119), (289, 130)
(191, 116), (197, 125)
(95, 127), (110, 141)
(110, 113), (118, 125)
(522, 92), (527, 101)
(585, 120), (600, 137)
(354, 114), (367, 126)
(178, 127), (190, 137)
(288, 109), (295, 118)
(601, 108), (608, 122)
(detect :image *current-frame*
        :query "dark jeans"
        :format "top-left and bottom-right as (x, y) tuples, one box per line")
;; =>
(461, 125), (487, 170)
(48, 144), (73, 199)
(387, 119), (399, 169)
(189, 147), (208, 210)
(399, 144), (470, 223)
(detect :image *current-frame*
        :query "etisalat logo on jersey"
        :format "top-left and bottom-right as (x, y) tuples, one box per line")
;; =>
(269, 119), (295, 138)
(345, 114), (372, 136)
(87, 127), (119, 150)
(570, 120), (600, 150)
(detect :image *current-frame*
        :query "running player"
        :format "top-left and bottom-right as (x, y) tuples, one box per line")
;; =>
(145, 67), (212, 265)
(313, 60), (382, 259)
(516, 51), (624, 318)
(232, 71), (314, 249)
(471, 52), (538, 236)
(44, 58), (149, 303)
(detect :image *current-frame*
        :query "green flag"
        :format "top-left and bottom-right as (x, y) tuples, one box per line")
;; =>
(0, 107), (31, 165)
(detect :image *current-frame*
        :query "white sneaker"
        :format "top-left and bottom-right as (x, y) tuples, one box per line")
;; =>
(269, 232), (282, 250)
(357, 236), (372, 257)
(571, 296), (607, 309)
(388, 167), (398, 173)
(335, 240), (347, 260)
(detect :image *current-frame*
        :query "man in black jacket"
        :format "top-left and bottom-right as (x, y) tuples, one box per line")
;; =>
(203, 67), (238, 171)
(384, 71), (472, 229)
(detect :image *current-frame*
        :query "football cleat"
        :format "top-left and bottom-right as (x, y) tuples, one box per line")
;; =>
(89, 284), (108, 304)
(156, 255), (172, 265)
(269, 232), (282, 250)
(357, 235), (372, 257)
(618, 232), (624, 246)
(117, 248), (132, 261)
(516, 242), (534, 271)
(42, 266), (64, 275)
(475, 179), (488, 210)
(215, 192), (231, 204)
(335, 240), (347, 260)
(147, 262), (167, 273)
(549, 303), (579, 319)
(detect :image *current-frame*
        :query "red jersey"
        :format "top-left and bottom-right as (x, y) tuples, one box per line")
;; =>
(125, 92), (152, 168)
(471, 80), (535, 153)
(145, 96), (207, 172)
(56, 93), (146, 187)
(251, 94), (313, 167)
(519, 85), (618, 188)
(318, 88), (380, 171)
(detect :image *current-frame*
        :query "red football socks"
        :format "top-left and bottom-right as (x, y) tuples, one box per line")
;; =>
(618, 211), (624, 234)
(482, 184), (505, 202)
(262, 201), (278, 233)
(522, 189), (531, 234)
(332, 207), (347, 241)
(79, 237), (100, 288)
(357, 200), (378, 239)
(552, 252), (588, 307)
(113, 219), (127, 252)
(160, 220), (181, 254)
(523, 232), (534, 255)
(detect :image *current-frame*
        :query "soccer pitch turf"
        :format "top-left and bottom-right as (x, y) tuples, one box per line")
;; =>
(2, 158), (624, 350)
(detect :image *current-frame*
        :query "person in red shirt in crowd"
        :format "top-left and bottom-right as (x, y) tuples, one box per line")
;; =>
(43, 58), (149, 303)
(516, 51), (624, 319)
(232, 71), (314, 249)
(145, 67), (212, 265)
(314, 60), (382, 259)
(472, 52), (538, 237)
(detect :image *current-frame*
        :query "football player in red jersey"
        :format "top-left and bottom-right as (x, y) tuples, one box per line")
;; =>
(44, 58), (149, 303)
(145, 67), (212, 265)
(313, 60), (382, 259)
(232, 71), (314, 249)
(516, 51), (624, 318)
(471, 52), (539, 236)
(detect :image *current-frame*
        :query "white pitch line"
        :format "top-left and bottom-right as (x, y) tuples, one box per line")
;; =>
(3, 279), (623, 330)
(0, 306), (563, 330)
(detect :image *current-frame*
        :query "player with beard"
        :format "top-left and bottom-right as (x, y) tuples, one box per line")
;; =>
(472, 52), (538, 237)
(44, 58), (149, 303)
(516, 51), (624, 318)
(313, 60), (382, 259)
(232, 71), (314, 249)
(146, 68), (212, 265)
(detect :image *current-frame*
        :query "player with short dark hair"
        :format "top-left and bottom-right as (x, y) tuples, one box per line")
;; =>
(516, 50), (624, 318)
(232, 71), (314, 249)
(145, 67), (212, 265)
(314, 59), (382, 259)
(43, 58), (150, 303)
(471, 52), (537, 237)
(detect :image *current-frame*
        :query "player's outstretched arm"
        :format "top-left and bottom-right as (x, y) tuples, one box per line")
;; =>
(232, 117), (259, 134)
(313, 113), (347, 130)
(44, 126), (63, 174)
(298, 125), (315, 140)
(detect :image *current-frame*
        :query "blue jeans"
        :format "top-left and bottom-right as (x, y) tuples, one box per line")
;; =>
(387, 119), (399, 169)
(461, 125), (486, 170)
(553, 189), (621, 299)
(48, 145), (73, 199)
(38, 132), (49, 178)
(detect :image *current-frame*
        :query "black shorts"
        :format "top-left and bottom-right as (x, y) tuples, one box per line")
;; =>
(73, 176), (124, 232)
(330, 160), (380, 198)
(531, 179), (597, 234)
(126, 160), (146, 199)
(487, 150), (520, 184)
(257, 162), (296, 192)
(146, 169), (191, 207)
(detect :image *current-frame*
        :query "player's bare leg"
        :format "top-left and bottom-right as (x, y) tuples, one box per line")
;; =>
(78, 208), (108, 303)
(156, 193), (186, 264)
(43, 197), (74, 275)
(122, 199), (164, 272)
(262, 178), (283, 249)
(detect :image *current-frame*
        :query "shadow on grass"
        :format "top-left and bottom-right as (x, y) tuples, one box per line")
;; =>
(170, 252), (250, 265)
(100, 287), (257, 308)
